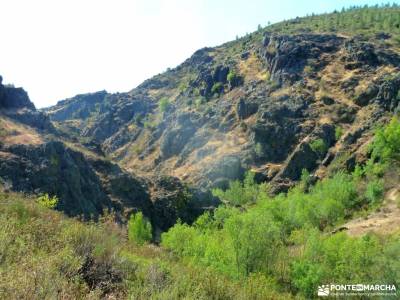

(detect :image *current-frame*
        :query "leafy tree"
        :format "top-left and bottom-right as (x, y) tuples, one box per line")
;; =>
(370, 117), (400, 162)
(128, 212), (152, 245)
(225, 211), (281, 276)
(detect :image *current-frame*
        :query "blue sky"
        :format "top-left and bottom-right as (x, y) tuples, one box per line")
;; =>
(0, 0), (397, 108)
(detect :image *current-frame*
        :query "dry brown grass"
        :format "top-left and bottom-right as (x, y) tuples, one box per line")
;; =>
(238, 53), (269, 83)
(0, 116), (43, 146)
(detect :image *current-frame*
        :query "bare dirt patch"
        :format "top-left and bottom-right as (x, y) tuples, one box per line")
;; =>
(344, 188), (400, 236)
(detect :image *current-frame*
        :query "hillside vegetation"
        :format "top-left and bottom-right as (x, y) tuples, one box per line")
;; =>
(1, 5), (400, 299)
(268, 4), (400, 37)
(0, 190), (292, 299)
(161, 116), (400, 298)
(1, 116), (400, 299)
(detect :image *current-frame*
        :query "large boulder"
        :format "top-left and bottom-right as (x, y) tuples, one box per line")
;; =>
(202, 155), (245, 189)
(374, 74), (400, 111)
(148, 176), (195, 231)
(236, 98), (259, 120)
(273, 142), (318, 182)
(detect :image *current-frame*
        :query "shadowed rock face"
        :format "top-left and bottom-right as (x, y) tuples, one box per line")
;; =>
(263, 34), (344, 83)
(0, 141), (152, 218)
(0, 77), (35, 110)
(45, 91), (108, 122)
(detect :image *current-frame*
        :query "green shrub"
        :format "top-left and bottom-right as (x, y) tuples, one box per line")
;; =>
(36, 194), (58, 209)
(195, 97), (206, 109)
(159, 98), (171, 113)
(365, 179), (384, 205)
(335, 126), (343, 140)
(212, 171), (268, 206)
(371, 117), (400, 162)
(254, 142), (264, 158)
(291, 230), (392, 298)
(227, 70), (242, 87)
(161, 221), (199, 257)
(352, 164), (365, 180)
(310, 139), (328, 156)
(128, 212), (152, 245)
(211, 82), (223, 95)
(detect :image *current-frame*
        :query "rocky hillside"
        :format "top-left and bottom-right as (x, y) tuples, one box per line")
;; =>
(0, 78), (207, 231)
(45, 6), (400, 194)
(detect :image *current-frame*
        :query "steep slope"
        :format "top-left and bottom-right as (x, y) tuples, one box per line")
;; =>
(0, 79), (205, 229)
(45, 6), (400, 193)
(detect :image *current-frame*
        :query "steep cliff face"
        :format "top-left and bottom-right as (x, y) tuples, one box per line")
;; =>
(45, 12), (400, 193)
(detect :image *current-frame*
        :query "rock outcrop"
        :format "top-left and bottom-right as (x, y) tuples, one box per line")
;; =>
(0, 76), (35, 110)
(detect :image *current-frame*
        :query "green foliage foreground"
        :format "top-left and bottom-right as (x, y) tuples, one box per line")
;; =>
(0, 191), (290, 299)
(162, 173), (400, 298)
(162, 118), (400, 298)
(128, 211), (152, 245)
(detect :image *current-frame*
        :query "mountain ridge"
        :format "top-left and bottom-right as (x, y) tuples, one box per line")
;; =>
(44, 5), (400, 194)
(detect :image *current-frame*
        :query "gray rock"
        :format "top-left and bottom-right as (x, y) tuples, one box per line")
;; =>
(273, 142), (318, 181)
(0, 82), (35, 110)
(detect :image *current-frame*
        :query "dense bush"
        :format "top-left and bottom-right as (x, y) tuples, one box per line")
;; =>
(370, 117), (400, 162)
(335, 126), (343, 140)
(162, 166), (399, 297)
(364, 179), (384, 205)
(158, 97), (170, 113)
(0, 192), (131, 298)
(310, 138), (328, 156)
(212, 171), (268, 206)
(291, 230), (399, 298)
(128, 212), (152, 245)
(36, 193), (58, 209)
